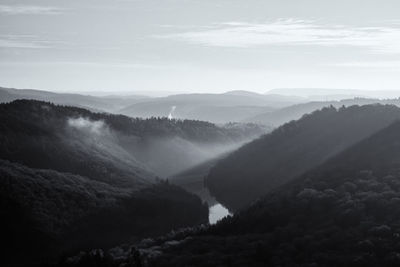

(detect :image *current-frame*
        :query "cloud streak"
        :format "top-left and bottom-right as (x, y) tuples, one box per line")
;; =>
(0, 35), (55, 49)
(0, 5), (64, 15)
(157, 19), (400, 54)
(333, 61), (400, 70)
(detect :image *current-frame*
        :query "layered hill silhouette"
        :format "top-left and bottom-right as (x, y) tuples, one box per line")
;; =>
(206, 104), (400, 211)
(119, 92), (303, 123)
(0, 87), (149, 113)
(107, 117), (400, 267)
(245, 98), (400, 127)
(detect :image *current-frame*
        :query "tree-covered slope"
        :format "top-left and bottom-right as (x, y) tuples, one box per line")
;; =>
(115, 120), (400, 267)
(206, 104), (400, 211)
(0, 100), (265, 181)
(0, 160), (208, 266)
(0, 100), (156, 187)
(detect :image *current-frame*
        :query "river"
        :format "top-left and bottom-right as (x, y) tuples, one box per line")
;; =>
(209, 203), (231, 224)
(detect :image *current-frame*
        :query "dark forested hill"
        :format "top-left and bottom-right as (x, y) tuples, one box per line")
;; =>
(0, 100), (155, 187)
(0, 160), (208, 265)
(206, 104), (400, 211)
(96, 119), (400, 267)
(0, 100), (265, 179)
(0, 100), (267, 265)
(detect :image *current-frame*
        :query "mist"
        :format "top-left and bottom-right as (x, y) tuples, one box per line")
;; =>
(4, 1), (400, 265)
(64, 115), (261, 179)
(128, 136), (250, 177)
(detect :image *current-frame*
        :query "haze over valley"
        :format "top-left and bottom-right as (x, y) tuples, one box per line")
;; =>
(3, 0), (400, 266)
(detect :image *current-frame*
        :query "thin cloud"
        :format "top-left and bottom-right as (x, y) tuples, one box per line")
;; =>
(333, 61), (400, 70)
(0, 35), (51, 49)
(0, 5), (64, 15)
(156, 19), (400, 54)
(0, 61), (175, 70)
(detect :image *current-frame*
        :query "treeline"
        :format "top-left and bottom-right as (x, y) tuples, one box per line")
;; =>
(0, 99), (264, 142)
(0, 99), (266, 181)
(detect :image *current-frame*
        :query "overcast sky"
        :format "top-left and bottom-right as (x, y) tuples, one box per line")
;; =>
(1, 0), (400, 94)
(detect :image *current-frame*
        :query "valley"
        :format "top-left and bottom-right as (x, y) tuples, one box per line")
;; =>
(2, 88), (400, 267)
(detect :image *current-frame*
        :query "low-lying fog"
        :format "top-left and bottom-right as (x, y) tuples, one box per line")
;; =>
(66, 116), (261, 179)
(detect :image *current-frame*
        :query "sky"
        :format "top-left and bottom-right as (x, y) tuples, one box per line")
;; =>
(1, 0), (400, 94)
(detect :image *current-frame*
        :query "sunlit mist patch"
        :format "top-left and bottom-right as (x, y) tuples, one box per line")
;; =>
(67, 117), (106, 135)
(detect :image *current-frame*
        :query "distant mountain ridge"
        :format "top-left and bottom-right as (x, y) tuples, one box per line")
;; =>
(245, 97), (400, 127)
(0, 86), (309, 124)
(119, 92), (304, 123)
(267, 88), (400, 99)
(0, 86), (150, 113)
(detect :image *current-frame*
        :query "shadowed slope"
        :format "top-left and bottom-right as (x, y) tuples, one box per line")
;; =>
(206, 104), (400, 211)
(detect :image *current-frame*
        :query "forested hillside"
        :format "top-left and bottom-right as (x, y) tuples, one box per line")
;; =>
(0, 100), (265, 179)
(86, 120), (400, 267)
(0, 100), (156, 187)
(206, 104), (400, 211)
(0, 100), (251, 265)
(0, 160), (208, 265)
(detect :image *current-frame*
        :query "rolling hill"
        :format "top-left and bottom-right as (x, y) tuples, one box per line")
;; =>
(267, 88), (400, 100)
(245, 98), (400, 127)
(119, 91), (304, 123)
(0, 100), (155, 187)
(0, 87), (150, 113)
(206, 104), (400, 211)
(0, 100), (265, 180)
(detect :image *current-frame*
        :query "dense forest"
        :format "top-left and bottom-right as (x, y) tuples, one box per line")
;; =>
(0, 160), (208, 266)
(4, 0), (399, 265)
(206, 104), (400, 211)
(1, 100), (259, 265)
(70, 119), (400, 267)
(0, 100), (265, 179)
(5, 99), (400, 267)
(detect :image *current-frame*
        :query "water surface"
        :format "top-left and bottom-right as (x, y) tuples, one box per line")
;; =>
(209, 203), (231, 224)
